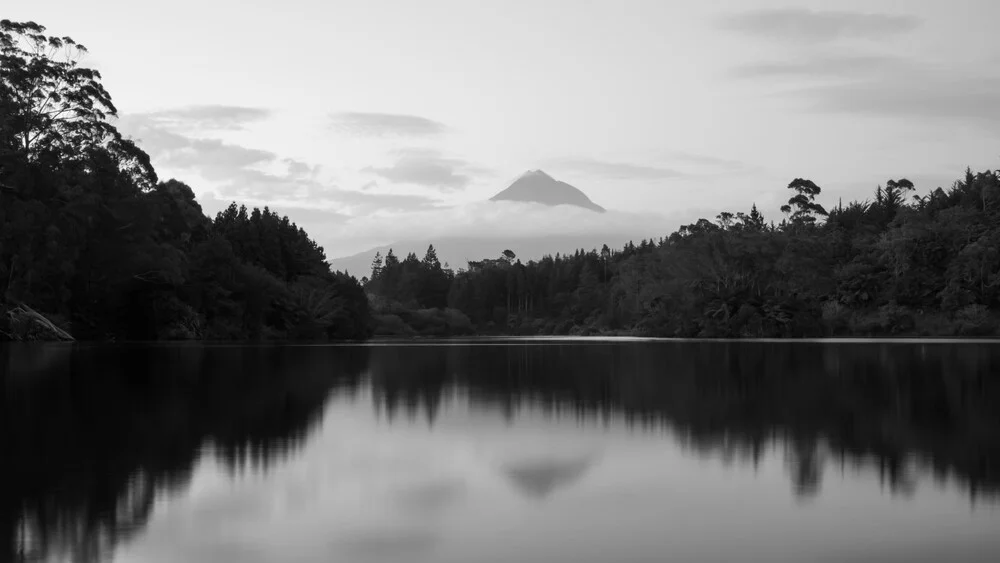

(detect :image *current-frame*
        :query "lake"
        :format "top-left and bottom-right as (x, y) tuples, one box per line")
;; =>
(3, 339), (1000, 562)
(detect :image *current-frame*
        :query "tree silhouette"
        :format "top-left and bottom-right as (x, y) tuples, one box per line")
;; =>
(780, 178), (828, 227)
(0, 20), (371, 342)
(0, 19), (156, 189)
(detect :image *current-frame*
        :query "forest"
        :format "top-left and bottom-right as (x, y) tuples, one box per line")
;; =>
(0, 20), (370, 341)
(4, 19), (1000, 341)
(368, 172), (1000, 338)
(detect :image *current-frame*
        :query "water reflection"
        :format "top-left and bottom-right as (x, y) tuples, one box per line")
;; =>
(368, 342), (1000, 503)
(503, 455), (596, 499)
(2, 344), (370, 563)
(2, 340), (999, 562)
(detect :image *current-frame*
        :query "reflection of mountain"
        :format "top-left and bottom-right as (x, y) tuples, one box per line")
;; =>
(503, 456), (595, 499)
(1, 344), (369, 563)
(365, 341), (1000, 503)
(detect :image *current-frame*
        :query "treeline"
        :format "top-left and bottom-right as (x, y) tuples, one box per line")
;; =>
(364, 246), (472, 336)
(0, 20), (370, 341)
(7, 20), (1000, 341)
(368, 170), (1000, 337)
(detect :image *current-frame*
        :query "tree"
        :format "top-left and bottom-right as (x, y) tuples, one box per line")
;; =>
(0, 19), (156, 189)
(781, 178), (828, 227)
(600, 244), (611, 282)
(574, 262), (601, 320)
(873, 178), (916, 224)
(747, 203), (766, 231)
(422, 244), (441, 270)
(0, 19), (372, 343)
(369, 252), (383, 282)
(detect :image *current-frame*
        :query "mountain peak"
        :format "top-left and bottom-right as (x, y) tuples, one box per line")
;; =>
(490, 170), (606, 213)
(520, 169), (553, 180)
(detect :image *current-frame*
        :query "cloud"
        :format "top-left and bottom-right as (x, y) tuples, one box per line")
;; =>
(119, 112), (445, 215)
(328, 200), (682, 250)
(719, 9), (921, 43)
(196, 179), (441, 223)
(330, 112), (447, 137)
(801, 73), (1000, 124)
(727, 39), (1000, 129)
(284, 158), (317, 178)
(546, 157), (684, 180)
(166, 139), (276, 173)
(546, 153), (753, 180)
(363, 149), (486, 191)
(123, 118), (306, 199)
(120, 113), (285, 186)
(320, 188), (442, 213)
(139, 105), (271, 131)
(736, 56), (1000, 127)
(730, 55), (909, 79)
(667, 152), (754, 173)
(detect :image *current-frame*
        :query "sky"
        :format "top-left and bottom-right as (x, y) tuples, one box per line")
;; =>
(9, 0), (1000, 258)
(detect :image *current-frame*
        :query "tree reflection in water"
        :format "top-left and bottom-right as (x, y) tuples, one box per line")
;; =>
(3, 340), (999, 562)
(366, 341), (1000, 503)
(1, 344), (370, 563)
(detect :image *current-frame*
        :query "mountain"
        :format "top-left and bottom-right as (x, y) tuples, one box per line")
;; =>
(328, 171), (647, 277)
(490, 170), (606, 212)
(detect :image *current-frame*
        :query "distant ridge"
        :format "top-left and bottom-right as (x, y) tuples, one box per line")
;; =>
(490, 170), (606, 213)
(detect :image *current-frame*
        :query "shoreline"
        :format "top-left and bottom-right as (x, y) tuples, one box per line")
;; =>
(6, 335), (1000, 346)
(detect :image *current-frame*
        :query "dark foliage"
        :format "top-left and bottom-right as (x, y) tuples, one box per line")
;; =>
(363, 169), (1000, 337)
(0, 20), (370, 341)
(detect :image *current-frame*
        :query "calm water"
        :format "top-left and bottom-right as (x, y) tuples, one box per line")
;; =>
(3, 340), (1000, 563)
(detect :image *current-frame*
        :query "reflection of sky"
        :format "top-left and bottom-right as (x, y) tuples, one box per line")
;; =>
(115, 388), (1000, 563)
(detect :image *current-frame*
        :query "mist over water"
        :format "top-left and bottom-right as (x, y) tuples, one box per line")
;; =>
(3, 341), (1000, 562)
